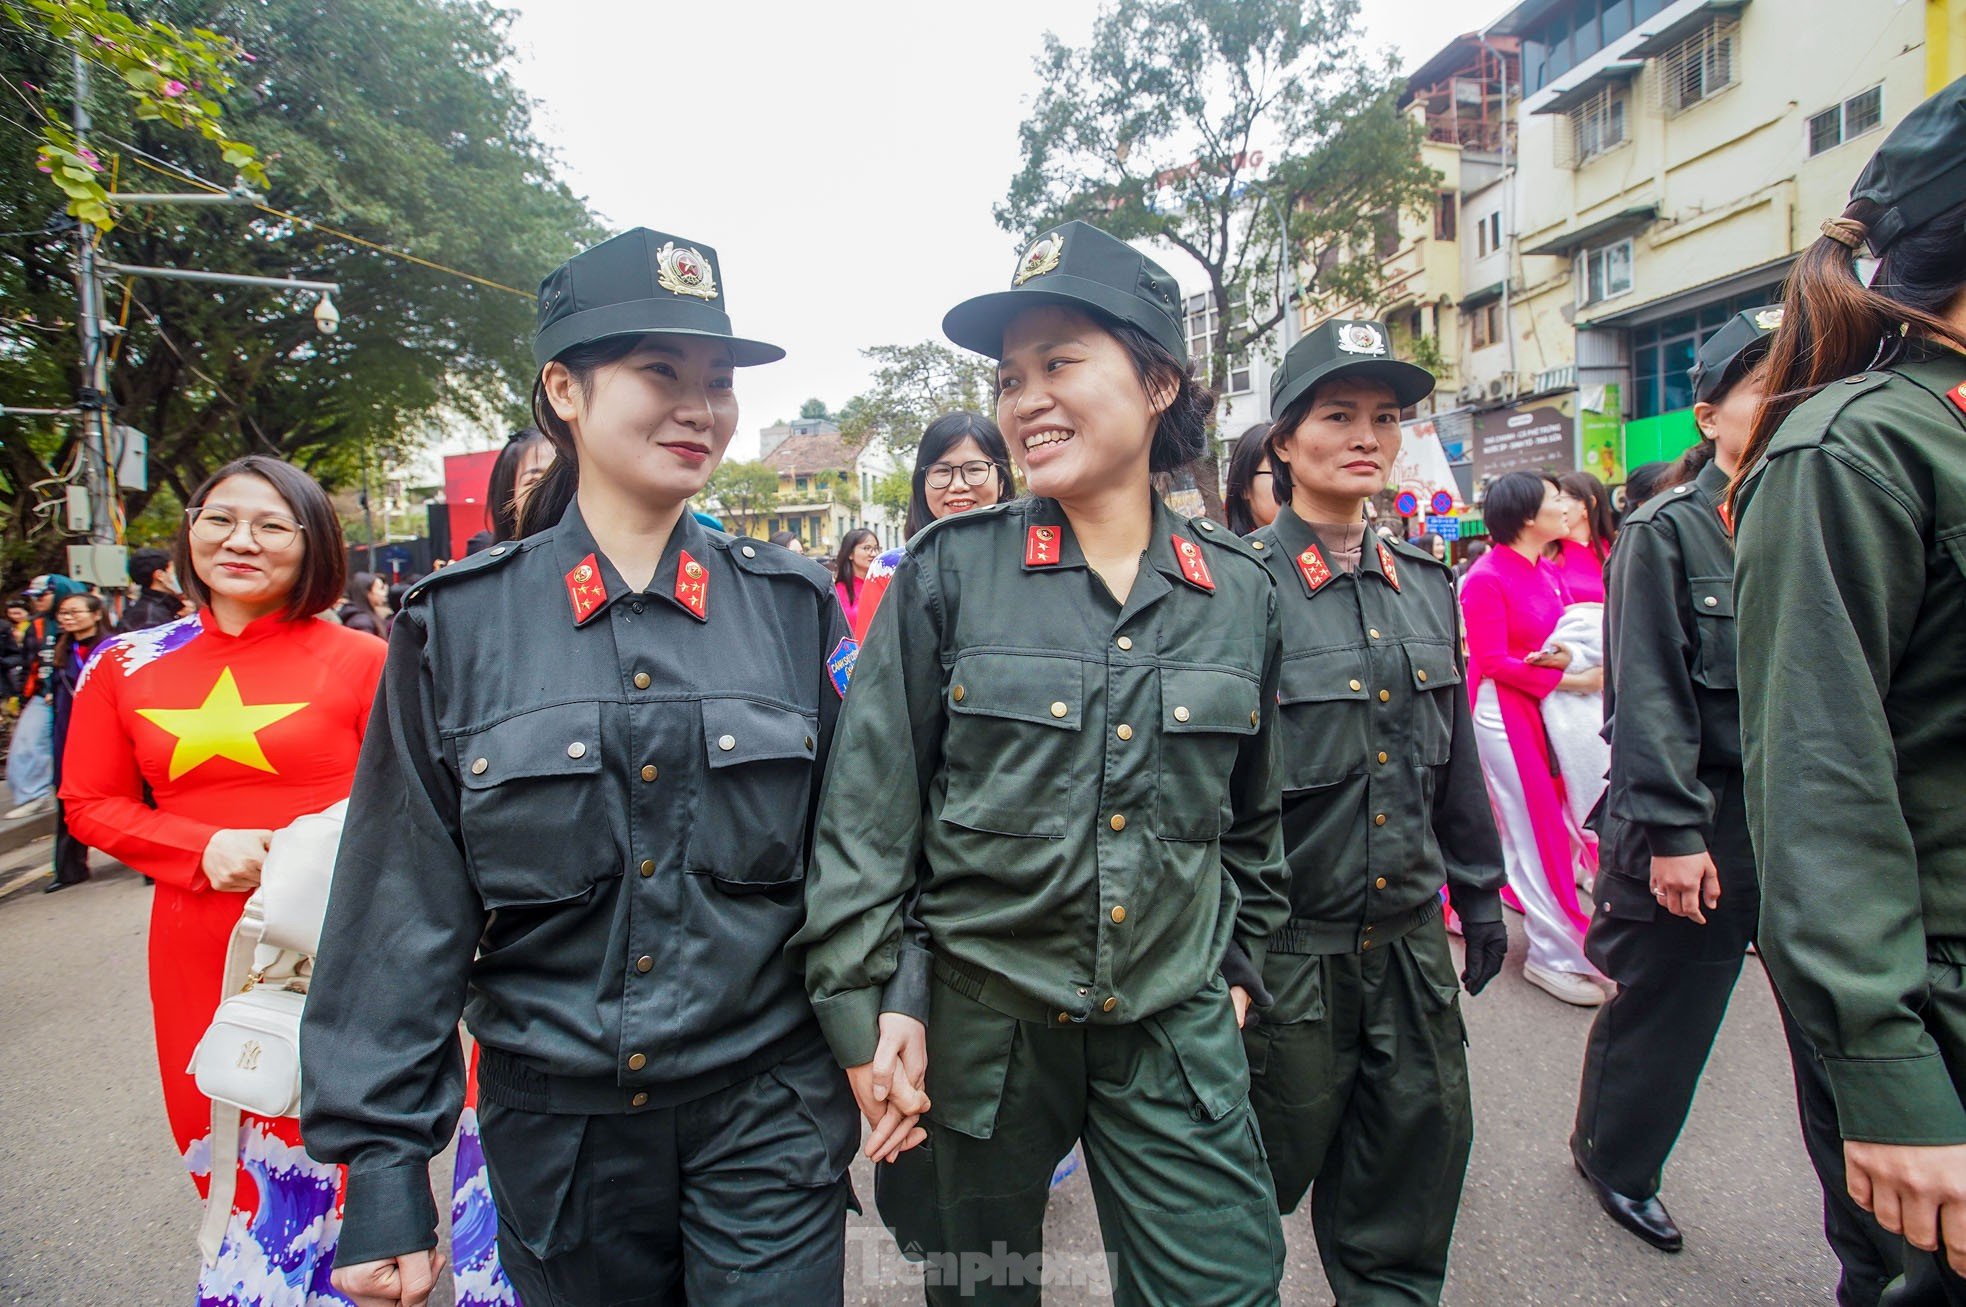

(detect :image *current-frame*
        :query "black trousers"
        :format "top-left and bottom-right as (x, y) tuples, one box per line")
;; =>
(1575, 779), (1899, 1306)
(479, 1037), (858, 1307)
(50, 743), (88, 886)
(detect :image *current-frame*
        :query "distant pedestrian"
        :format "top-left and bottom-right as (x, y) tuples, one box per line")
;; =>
(469, 425), (555, 554)
(831, 526), (881, 637)
(1548, 470), (1614, 603)
(4, 575), (79, 818)
(1223, 420), (1278, 535)
(45, 591), (108, 892)
(120, 548), (188, 633)
(770, 528), (806, 555)
(1454, 538), (1489, 582)
(336, 571), (393, 639)
(1618, 461), (1671, 519)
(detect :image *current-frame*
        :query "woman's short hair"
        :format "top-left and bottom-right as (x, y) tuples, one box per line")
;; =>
(1223, 423), (1272, 536)
(1483, 471), (1561, 546)
(769, 530), (801, 550)
(487, 426), (551, 543)
(1102, 318), (1216, 477)
(907, 412), (1015, 538)
(175, 455), (347, 620)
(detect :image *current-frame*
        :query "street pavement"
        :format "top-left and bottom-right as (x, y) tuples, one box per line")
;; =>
(0, 855), (1845, 1305)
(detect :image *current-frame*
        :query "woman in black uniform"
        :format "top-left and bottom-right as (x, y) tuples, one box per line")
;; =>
(302, 228), (879, 1307)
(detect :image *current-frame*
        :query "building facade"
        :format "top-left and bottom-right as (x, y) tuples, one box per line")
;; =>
(740, 420), (901, 556)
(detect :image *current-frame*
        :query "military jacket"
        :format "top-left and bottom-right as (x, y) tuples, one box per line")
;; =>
(1735, 346), (1966, 1145)
(302, 502), (855, 1262)
(793, 496), (1290, 1068)
(1246, 506), (1502, 936)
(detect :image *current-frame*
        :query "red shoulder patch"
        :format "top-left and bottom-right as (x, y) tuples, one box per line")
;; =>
(1949, 381), (1966, 416)
(1172, 535), (1214, 592)
(1296, 545), (1332, 593)
(1376, 539), (1401, 592)
(674, 550), (709, 621)
(565, 554), (608, 625)
(1025, 525), (1061, 567)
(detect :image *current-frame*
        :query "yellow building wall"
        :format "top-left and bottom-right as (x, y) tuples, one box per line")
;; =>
(1933, 0), (1966, 90)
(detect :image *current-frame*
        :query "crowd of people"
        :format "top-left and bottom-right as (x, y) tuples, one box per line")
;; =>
(12, 74), (1966, 1307)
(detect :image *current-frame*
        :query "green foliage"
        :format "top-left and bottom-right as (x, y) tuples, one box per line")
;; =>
(703, 459), (779, 536)
(870, 467), (914, 521)
(995, 0), (1439, 515)
(797, 396), (830, 421)
(6, 0), (266, 230)
(837, 341), (998, 468)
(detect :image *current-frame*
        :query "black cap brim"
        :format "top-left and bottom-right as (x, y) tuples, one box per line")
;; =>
(532, 301), (784, 368)
(1693, 339), (1773, 404)
(1272, 357), (1436, 417)
(943, 275), (1186, 363)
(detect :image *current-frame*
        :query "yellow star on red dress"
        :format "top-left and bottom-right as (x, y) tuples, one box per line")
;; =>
(135, 666), (310, 781)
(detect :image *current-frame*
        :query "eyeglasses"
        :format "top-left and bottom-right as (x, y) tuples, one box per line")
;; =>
(186, 507), (306, 552)
(924, 460), (996, 490)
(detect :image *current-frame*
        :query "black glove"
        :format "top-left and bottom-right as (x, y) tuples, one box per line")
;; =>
(1459, 918), (1509, 996)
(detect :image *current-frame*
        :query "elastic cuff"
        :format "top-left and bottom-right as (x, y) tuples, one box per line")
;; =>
(813, 985), (884, 1068)
(1449, 888), (1504, 926)
(1222, 940), (1273, 1008)
(334, 1161), (437, 1268)
(1642, 825), (1708, 859)
(1826, 1055), (1966, 1145)
(880, 945), (932, 1026)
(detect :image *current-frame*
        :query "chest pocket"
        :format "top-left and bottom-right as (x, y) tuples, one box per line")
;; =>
(1157, 666), (1261, 841)
(456, 700), (608, 909)
(1688, 576), (1737, 690)
(1277, 647), (1369, 791)
(940, 652), (1085, 838)
(685, 697), (819, 890)
(1404, 640), (1463, 767)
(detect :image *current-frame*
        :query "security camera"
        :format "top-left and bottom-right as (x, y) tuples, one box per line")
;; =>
(313, 292), (340, 335)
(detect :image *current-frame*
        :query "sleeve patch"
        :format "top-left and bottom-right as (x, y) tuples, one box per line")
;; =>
(827, 637), (860, 697)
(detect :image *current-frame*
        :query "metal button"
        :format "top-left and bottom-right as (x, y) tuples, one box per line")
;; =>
(1109, 813), (1127, 832)
(1078, 986), (1089, 997)
(1375, 876), (1388, 889)
(634, 672), (651, 689)
(1057, 1012), (1072, 1024)
(1378, 689), (1391, 702)
(1116, 636), (1133, 651)
(1102, 996), (1119, 1012)
(804, 735), (814, 751)
(641, 764), (658, 782)
(1378, 751), (1390, 765)
(718, 734), (736, 751)
(1050, 701), (1069, 718)
(1199, 521), (1216, 532)
(1116, 724), (1134, 741)
(489, 546), (507, 556)
(1368, 628), (1381, 639)
(567, 741), (588, 759)
(1251, 540), (1265, 551)
(635, 955), (653, 973)
(1362, 939), (1373, 950)
(1374, 813), (1388, 826)
(631, 1091), (649, 1107)
(470, 757), (489, 776)
(1173, 706), (1191, 723)
(627, 1053), (647, 1071)
(1349, 679), (1362, 692)
(952, 684), (966, 702)
(1250, 710), (1260, 727)
(639, 859), (655, 876)
(1417, 670), (1429, 683)
(1704, 596), (1719, 608)
(1111, 905), (1127, 923)
(742, 545), (757, 558)
(631, 601), (645, 614)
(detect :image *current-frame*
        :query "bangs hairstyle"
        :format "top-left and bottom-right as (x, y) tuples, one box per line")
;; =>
(907, 411), (1015, 537)
(1263, 376), (1403, 505)
(1483, 471), (1563, 546)
(176, 455), (347, 620)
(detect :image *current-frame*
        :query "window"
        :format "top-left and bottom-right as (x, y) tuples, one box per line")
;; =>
(1183, 292), (1253, 394)
(1435, 192), (1458, 242)
(1489, 211), (1503, 256)
(1376, 208), (1401, 260)
(1630, 285), (1782, 416)
(1475, 210), (1502, 258)
(1577, 239), (1634, 308)
(1564, 87), (1627, 167)
(1476, 217), (1488, 258)
(1808, 85), (1884, 156)
(1655, 19), (1737, 117)
(1471, 302), (1502, 350)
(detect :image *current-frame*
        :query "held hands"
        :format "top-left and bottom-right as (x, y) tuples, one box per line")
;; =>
(845, 1012), (929, 1164)
(1459, 919), (1509, 995)
(1845, 1141), (1966, 1275)
(1651, 852), (1721, 924)
(201, 828), (274, 893)
(330, 1250), (447, 1307)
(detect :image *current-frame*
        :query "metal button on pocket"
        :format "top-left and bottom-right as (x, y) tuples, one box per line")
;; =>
(1173, 706), (1191, 723)
(1349, 680), (1362, 692)
(1705, 596), (1719, 608)
(718, 735), (736, 752)
(1374, 813), (1388, 826)
(1050, 701), (1069, 718)
(470, 757), (489, 776)
(631, 1092), (649, 1108)
(567, 741), (588, 759)
(633, 672), (651, 689)
(951, 685), (966, 703)
(1102, 997), (1118, 1012)
(742, 545), (757, 558)
(1417, 670), (1429, 683)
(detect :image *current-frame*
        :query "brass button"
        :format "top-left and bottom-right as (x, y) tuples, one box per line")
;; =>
(568, 741), (588, 759)
(1116, 636), (1134, 651)
(1116, 724), (1134, 741)
(742, 545), (757, 558)
(1375, 876), (1388, 889)
(1250, 710), (1260, 727)
(1362, 939), (1374, 950)
(489, 546), (507, 556)
(1704, 596), (1719, 608)
(639, 859), (655, 876)
(1109, 813), (1127, 832)
(1102, 996), (1119, 1012)
(1050, 701), (1069, 718)
(470, 757), (489, 776)
(1417, 670), (1429, 683)
(718, 734), (737, 751)
(1111, 905), (1127, 923)
(1377, 751), (1389, 764)
(1348, 679), (1362, 692)
(635, 955), (653, 973)
(1251, 540), (1266, 551)
(1058, 1012), (1072, 1024)
(1374, 813), (1388, 826)
(1173, 706), (1191, 723)
(641, 764), (658, 783)
(631, 1091), (649, 1107)
(952, 684), (966, 702)
(1199, 521), (1216, 532)
(1378, 689), (1391, 702)
(634, 671), (651, 689)
(804, 735), (814, 751)
(1364, 923), (1375, 933)
(627, 1053), (647, 1071)
(1368, 628), (1381, 639)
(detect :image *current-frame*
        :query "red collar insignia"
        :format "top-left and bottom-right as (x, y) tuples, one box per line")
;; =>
(1949, 382), (1966, 416)
(1173, 535), (1214, 592)
(674, 550), (708, 621)
(1376, 540), (1401, 592)
(565, 554), (608, 625)
(1296, 545), (1332, 593)
(1025, 524), (1061, 567)
(1717, 501), (1734, 535)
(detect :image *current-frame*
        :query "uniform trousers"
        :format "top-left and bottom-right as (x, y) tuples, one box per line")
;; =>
(477, 1037), (857, 1307)
(875, 969), (1283, 1307)
(1875, 945), (1966, 1307)
(1244, 914), (1473, 1305)
(1575, 775), (1899, 1306)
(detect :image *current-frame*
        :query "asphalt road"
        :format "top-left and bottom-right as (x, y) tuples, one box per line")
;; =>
(0, 857), (1845, 1305)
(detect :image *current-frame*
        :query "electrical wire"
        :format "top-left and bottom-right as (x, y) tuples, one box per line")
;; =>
(124, 292), (278, 453)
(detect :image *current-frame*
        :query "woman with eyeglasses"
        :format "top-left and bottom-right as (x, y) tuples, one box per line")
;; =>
(1222, 422), (1278, 536)
(58, 456), (395, 1300)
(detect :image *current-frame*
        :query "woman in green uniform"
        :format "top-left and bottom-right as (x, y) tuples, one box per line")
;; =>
(794, 219), (1290, 1306)
(1244, 320), (1506, 1305)
(1732, 77), (1966, 1303)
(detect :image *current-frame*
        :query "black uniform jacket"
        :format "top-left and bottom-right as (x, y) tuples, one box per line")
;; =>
(1597, 459), (1741, 880)
(1247, 505), (1503, 937)
(301, 502), (858, 1264)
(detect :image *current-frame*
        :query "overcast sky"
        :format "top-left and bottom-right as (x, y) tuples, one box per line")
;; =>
(499, 0), (1507, 459)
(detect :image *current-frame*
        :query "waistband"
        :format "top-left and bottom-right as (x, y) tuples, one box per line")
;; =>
(933, 954), (1072, 1025)
(1267, 897), (1441, 956)
(477, 1024), (823, 1115)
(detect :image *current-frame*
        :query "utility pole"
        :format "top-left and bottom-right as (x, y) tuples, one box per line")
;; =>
(70, 52), (114, 553)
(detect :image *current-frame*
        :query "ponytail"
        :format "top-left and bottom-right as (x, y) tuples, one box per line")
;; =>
(517, 335), (646, 538)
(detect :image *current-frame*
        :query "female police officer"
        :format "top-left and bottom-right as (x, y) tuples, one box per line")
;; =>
(301, 229), (879, 1306)
(1573, 310), (1897, 1300)
(1733, 77), (1966, 1302)
(794, 220), (1290, 1305)
(1245, 320), (1506, 1305)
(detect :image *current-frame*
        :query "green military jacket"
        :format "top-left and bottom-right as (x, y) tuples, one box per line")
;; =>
(793, 495), (1290, 1067)
(1598, 459), (1742, 879)
(1735, 345), (1966, 1145)
(1246, 505), (1502, 939)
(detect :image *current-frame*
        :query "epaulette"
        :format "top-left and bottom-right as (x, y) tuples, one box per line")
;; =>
(1621, 482), (1692, 530)
(1763, 372), (1893, 459)
(720, 534), (834, 594)
(402, 536), (530, 605)
(1184, 514), (1263, 565)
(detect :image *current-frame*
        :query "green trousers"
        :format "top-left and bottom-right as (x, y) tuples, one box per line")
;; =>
(1243, 917), (1472, 1306)
(874, 970), (1284, 1307)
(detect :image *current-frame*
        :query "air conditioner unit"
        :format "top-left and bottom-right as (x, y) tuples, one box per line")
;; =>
(1456, 385), (1481, 406)
(1485, 378), (1506, 400)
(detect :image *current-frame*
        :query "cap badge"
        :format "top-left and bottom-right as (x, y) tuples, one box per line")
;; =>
(1173, 535), (1215, 593)
(1336, 322), (1386, 356)
(655, 242), (719, 301)
(1376, 539), (1401, 593)
(565, 553), (608, 624)
(1012, 231), (1065, 286)
(674, 549), (709, 620)
(1025, 524), (1061, 567)
(1752, 307), (1785, 331)
(1296, 545), (1332, 593)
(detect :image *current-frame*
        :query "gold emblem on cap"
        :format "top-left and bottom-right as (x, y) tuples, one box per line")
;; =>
(1753, 307), (1784, 331)
(655, 241), (719, 301)
(1336, 321), (1386, 356)
(573, 563), (595, 583)
(1013, 231), (1065, 286)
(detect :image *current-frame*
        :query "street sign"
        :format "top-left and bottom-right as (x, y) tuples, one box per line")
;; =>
(1426, 514), (1460, 540)
(1395, 491), (1420, 516)
(1432, 490), (1454, 515)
